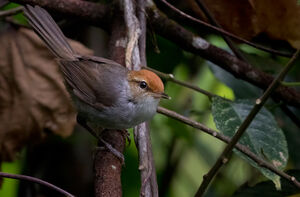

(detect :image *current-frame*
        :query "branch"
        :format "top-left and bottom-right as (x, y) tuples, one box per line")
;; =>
(11, 0), (300, 108)
(11, 0), (110, 28)
(157, 106), (300, 190)
(0, 172), (74, 197)
(159, 0), (293, 57)
(195, 50), (300, 196)
(146, 3), (300, 108)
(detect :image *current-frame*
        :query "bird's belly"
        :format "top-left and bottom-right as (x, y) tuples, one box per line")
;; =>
(73, 98), (157, 129)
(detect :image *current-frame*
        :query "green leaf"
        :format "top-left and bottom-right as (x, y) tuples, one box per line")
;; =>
(232, 170), (300, 197)
(211, 97), (288, 188)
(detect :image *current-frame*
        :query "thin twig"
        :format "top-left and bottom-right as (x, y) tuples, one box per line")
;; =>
(195, 50), (300, 197)
(0, 6), (23, 17)
(159, 0), (293, 57)
(157, 106), (300, 190)
(194, 0), (246, 60)
(0, 172), (74, 197)
(142, 66), (217, 99)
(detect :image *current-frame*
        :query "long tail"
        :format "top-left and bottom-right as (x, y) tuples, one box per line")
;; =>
(24, 5), (76, 60)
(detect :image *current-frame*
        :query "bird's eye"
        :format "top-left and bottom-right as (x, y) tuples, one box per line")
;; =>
(139, 81), (148, 89)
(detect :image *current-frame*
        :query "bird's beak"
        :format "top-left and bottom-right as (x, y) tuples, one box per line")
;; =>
(152, 92), (171, 99)
(160, 92), (171, 99)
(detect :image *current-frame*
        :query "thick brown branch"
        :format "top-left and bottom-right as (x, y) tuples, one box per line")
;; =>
(146, 4), (300, 108)
(11, 0), (110, 28)
(159, 0), (293, 57)
(11, 0), (300, 108)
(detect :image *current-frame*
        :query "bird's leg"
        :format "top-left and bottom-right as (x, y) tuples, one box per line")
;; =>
(76, 116), (125, 164)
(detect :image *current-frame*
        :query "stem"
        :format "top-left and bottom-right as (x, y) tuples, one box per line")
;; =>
(281, 81), (300, 87)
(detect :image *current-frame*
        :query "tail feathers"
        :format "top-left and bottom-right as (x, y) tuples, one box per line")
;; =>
(24, 5), (76, 60)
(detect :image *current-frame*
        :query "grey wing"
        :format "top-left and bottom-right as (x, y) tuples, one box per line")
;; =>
(59, 59), (128, 110)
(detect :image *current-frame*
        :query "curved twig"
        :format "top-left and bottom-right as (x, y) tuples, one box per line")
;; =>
(0, 172), (74, 197)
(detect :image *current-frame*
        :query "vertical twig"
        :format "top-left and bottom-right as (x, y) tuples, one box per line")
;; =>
(124, 0), (140, 70)
(138, 0), (159, 195)
(123, 0), (159, 196)
(195, 50), (300, 197)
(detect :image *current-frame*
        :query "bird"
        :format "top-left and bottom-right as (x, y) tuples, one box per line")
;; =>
(23, 5), (169, 160)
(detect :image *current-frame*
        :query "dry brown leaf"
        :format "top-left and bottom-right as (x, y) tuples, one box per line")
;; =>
(187, 0), (300, 48)
(0, 27), (93, 162)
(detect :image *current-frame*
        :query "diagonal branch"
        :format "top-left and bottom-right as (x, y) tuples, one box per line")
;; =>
(159, 0), (293, 57)
(10, 0), (300, 108)
(11, 0), (110, 28)
(146, 3), (300, 108)
(194, 49), (300, 197)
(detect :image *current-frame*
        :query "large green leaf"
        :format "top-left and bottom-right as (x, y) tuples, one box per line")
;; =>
(212, 97), (288, 188)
